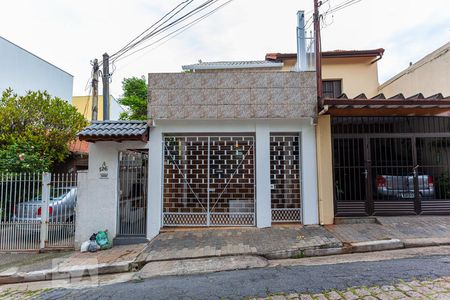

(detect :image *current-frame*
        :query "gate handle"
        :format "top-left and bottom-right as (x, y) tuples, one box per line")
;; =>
(413, 165), (419, 177)
(362, 169), (368, 179)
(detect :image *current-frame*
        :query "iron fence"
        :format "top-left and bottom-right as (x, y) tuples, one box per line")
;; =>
(0, 172), (76, 251)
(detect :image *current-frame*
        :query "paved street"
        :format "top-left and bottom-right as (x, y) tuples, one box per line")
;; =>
(2, 250), (450, 299)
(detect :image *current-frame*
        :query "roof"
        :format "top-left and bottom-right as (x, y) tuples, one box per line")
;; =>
(323, 92), (450, 116)
(379, 42), (450, 89)
(182, 60), (283, 71)
(78, 121), (149, 142)
(0, 36), (73, 77)
(265, 48), (385, 61)
(68, 138), (89, 154)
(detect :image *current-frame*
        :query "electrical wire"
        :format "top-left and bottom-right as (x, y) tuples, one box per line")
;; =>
(111, 0), (224, 63)
(114, 0), (234, 64)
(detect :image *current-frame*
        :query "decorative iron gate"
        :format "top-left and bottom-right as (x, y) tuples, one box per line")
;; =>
(163, 135), (255, 226)
(118, 150), (148, 236)
(270, 134), (302, 222)
(332, 117), (450, 216)
(0, 173), (76, 251)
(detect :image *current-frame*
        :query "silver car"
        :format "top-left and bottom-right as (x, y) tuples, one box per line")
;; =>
(13, 187), (77, 225)
(376, 175), (434, 199)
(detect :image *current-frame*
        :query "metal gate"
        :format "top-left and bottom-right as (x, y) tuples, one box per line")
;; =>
(118, 150), (148, 236)
(270, 133), (302, 222)
(163, 135), (255, 226)
(333, 117), (450, 216)
(0, 173), (76, 251)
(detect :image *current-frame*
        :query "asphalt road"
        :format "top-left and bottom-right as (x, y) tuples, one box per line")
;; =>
(28, 254), (450, 299)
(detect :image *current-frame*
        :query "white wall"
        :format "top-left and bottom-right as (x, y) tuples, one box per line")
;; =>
(0, 36), (73, 102)
(147, 119), (319, 239)
(75, 141), (148, 247)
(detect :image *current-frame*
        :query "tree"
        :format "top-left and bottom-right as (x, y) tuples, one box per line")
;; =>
(0, 89), (88, 173)
(118, 76), (148, 120)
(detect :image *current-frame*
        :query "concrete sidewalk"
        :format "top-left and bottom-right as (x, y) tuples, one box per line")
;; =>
(0, 244), (146, 284)
(2, 216), (450, 285)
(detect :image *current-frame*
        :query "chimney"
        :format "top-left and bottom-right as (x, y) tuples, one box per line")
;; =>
(296, 10), (307, 71)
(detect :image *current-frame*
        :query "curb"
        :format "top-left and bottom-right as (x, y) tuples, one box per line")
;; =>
(0, 260), (132, 285)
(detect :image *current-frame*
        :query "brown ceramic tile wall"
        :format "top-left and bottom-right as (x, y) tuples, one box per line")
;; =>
(148, 71), (316, 120)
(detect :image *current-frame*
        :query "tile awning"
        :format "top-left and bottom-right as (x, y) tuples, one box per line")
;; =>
(78, 121), (149, 142)
(323, 93), (450, 116)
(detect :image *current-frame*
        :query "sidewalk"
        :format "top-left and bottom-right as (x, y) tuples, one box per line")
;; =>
(0, 244), (146, 284)
(2, 216), (450, 285)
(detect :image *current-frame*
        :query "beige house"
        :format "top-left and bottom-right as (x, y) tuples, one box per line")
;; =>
(379, 42), (450, 98)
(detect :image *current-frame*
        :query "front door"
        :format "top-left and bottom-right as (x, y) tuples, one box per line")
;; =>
(162, 135), (255, 226)
(118, 150), (148, 236)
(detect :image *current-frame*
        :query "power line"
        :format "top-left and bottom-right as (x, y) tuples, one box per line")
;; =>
(111, 0), (224, 63)
(114, 0), (234, 64)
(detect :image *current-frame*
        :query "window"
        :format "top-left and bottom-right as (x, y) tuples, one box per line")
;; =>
(322, 80), (342, 98)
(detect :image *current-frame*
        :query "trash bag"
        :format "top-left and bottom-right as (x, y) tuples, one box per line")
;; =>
(88, 240), (99, 252)
(96, 230), (112, 250)
(89, 233), (97, 241)
(80, 241), (90, 253)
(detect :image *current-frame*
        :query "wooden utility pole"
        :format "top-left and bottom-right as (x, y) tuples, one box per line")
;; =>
(91, 58), (99, 121)
(313, 0), (323, 105)
(102, 53), (110, 121)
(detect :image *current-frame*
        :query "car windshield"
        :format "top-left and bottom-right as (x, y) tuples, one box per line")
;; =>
(31, 188), (72, 202)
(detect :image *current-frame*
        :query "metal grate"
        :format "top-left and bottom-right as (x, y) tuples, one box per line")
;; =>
(332, 116), (450, 216)
(163, 135), (255, 226)
(118, 150), (148, 236)
(270, 134), (302, 223)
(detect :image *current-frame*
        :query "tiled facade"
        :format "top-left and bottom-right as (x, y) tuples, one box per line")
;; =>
(148, 71), (317, 120)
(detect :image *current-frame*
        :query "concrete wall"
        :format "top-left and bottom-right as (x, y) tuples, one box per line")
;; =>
(75, 141), (148, 247)
(147, 119), (319, 239)
(148, 71), (317, 120)
(0, 36), (73, 102)
(379, 42), (450, 98)
(282, 57), (380, 98)
(316, 115), (334, 225)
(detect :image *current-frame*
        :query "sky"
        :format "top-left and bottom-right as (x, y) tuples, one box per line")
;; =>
(1, 0), (449, 98)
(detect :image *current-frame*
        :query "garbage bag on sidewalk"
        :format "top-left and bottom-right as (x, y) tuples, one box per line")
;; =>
(88, 240), (99, 252)
(96, 230), (112, 250)
(80, 241), (90, 252)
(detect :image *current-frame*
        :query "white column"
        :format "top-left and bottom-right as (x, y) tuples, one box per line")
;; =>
(255, 123), (271, 228)
(147, 128), (163, 239)
(301, 124), (319, 224)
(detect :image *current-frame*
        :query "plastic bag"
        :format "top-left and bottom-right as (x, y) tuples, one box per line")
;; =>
(96, 230), (112, 250)
(88, 240), (99, 252)
(80, 241), (90, 252)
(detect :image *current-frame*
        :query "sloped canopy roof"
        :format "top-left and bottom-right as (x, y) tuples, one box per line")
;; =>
(78, 121), (149, 142)
(323, 93), (450, 116)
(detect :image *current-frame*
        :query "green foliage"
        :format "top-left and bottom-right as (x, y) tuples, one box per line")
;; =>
(0, 89), (88, 173)
(118, 76), (148, 120)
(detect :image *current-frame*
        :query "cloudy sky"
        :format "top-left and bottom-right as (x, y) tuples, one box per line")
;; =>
(1, 0), (449, 98)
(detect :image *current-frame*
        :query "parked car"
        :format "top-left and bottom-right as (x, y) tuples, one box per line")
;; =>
(376, 174), (434, 198)
(13, 187), (77, 226)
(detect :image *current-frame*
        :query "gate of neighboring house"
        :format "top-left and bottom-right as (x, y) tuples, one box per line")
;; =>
(270, 133), (302, 223)
(332, 117), (450, 216)
(162, 135), (255, 226)
(0, 173), (77, 251)
(118, 150), (148, 237)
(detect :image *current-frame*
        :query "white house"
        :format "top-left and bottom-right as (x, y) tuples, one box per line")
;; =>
(76, 69), (319, 245)
(0, 36), (73, 102)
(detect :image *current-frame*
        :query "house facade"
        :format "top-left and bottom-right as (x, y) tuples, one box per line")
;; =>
(76, 70), (318, 244)
(0, 36), (73, 102)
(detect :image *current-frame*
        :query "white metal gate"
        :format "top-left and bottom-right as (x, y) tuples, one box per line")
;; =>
(163, 135), (255, 226)
(0, 173), (76, 251)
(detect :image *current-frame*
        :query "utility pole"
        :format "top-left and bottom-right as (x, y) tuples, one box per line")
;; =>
(91, 59), (99, 121)
(313, 0), (323, 105)
(102, 53), (110, 121)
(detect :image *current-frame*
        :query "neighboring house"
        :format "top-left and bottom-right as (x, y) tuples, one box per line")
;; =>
(72, 95), (124, 121)
(53, 138), (89, 173)
(77, 69), (318, 244)
(0, 36), (73, 102)
(378, 42), (450, 98)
